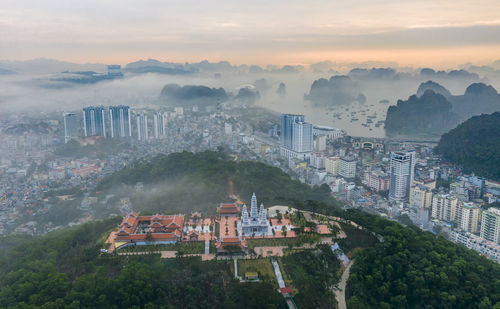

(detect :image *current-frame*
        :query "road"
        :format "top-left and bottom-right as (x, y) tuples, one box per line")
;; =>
(334, 260), (354, 309)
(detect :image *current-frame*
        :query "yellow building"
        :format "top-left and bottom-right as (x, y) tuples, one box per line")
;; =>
(325, 156), (339, 176)
(260, 144), (271, 154)
(410, 185), (433, 209)
(414, 179), (436, 190)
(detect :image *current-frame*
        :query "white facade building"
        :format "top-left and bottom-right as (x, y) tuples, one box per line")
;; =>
(481, 207), (500, 244)
(431, 193), (458, 222)
(456, 202), (480, 233)
(451, 230), (500, 263)
(338, 157), (356, 179)
(136, 113), (148, 141)
(389, 151), (416, 202)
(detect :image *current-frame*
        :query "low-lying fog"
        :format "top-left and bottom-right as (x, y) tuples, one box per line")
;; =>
(1, 59), (500, 138)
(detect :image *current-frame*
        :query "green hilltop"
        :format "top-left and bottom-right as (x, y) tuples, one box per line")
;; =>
(435, 112), (500, 181)
(1, 151), (499, 308)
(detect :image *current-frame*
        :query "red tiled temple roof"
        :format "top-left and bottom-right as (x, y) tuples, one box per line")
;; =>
(217, 203), (240, 214)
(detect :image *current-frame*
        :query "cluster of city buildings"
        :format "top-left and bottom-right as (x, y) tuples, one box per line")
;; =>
(271, 113), (500, 263)
(2, 106), (500, 263)
(64, 105), (175, 143)
(0, 106), (255, 235)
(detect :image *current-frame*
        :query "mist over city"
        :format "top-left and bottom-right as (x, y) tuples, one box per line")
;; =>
(1, 1), (500, 308)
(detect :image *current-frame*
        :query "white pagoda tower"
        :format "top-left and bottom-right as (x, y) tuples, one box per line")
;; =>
(241, 193), (269, 236)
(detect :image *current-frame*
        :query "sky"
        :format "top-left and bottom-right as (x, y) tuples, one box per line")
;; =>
(1, 0), (500, 67)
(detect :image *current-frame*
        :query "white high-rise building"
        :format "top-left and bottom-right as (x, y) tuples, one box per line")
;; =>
(389, 150), (416, 202)
(109, 105), (132, 138)
(136, 113), (148, 141)
(481, 207), (500, 244)
(153, 112), (165, 139)
(338, 157), (356, 179)
(456, 202), (480, 233)
(279, 114), (313, 160)
(431, 193), (458, 222)
(291, 121), (313, 153)
(83, 106), (106, 137)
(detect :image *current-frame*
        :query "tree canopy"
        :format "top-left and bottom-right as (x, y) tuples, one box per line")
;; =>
(435, 112), (500, 181)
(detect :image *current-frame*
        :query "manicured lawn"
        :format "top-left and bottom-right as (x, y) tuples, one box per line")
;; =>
(237, 258), (277, 284)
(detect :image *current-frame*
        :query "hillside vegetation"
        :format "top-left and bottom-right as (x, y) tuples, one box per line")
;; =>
(96, 150), (339, 215)
(1, 152), (500, 308)
(344, 210), (500, 309)
(0, 218), (286, 309)
(435, 112), (500, 181)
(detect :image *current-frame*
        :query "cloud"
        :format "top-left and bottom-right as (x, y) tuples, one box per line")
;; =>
(1, 0), (500, 66)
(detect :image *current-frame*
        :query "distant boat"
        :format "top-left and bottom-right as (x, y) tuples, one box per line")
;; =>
(379, 99), (390, 104)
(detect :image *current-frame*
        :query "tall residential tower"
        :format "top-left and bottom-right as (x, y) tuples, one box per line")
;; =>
(280, 114), (313, 160)
(481, 207), (500, 244)
(109, 105), (131, 138)
(389, 150), (416, 202)
(153, 112), (165, 139)
(136, 113), (148, 141)
(83, 106), (106, 137)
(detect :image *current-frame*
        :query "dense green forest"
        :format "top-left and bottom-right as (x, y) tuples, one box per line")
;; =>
(2, 151), (500, 308)
(95, 150), (339, 215)
(0, 219), (287, 309)
(281, 245), (340, 308)
(344, 210), (500, 309)
(435, 112), (500, 181)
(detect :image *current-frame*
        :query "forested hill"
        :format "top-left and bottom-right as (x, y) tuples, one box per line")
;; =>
(435, 112), (500, 181)
(344, 210), (500, 309)
(1, 152), (500, 308)
(96, 150), (339, 214)
(0, 218), (286, 309)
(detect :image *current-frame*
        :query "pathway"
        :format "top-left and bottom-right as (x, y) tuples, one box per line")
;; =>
(271, 259), (297, 309)
(234, 258), (240, 279)
(334, 260), (354, 309)
(205, 240), (210, 255)
(271, 259), (285, 288)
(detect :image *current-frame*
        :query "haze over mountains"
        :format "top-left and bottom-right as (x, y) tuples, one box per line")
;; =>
(385, 80), (500, 136)
(1, 57), (500, 138)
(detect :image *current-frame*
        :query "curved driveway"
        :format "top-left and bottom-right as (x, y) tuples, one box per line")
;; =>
(334, 260), (354, 309)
